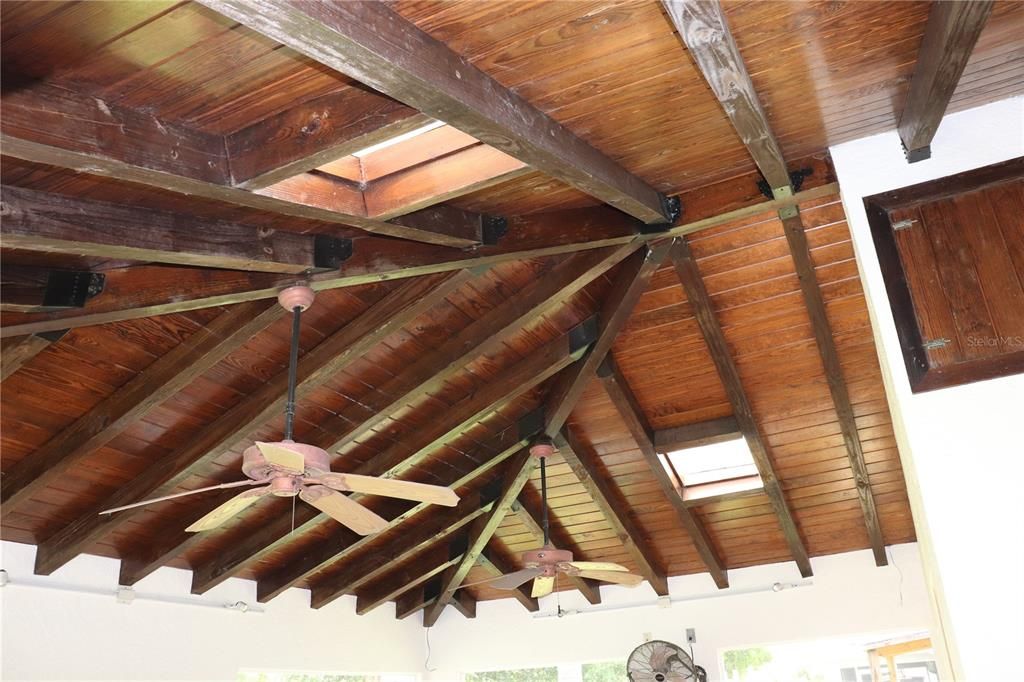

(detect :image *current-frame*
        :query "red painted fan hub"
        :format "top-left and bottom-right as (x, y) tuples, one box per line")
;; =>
(522, 545), (573, 569)
(277, 285), (315, 312)
(269, 476), (300, 497)
(241, 441), (331, 480)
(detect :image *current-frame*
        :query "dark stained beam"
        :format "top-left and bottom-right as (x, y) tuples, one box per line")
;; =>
(356, 545), (457, 616)
(653, 416), (742, 452)
(661, 0), (790, 191)
(0, 185), (330, 275)
(555, 429), (669, 596)
(0, 83), (479, 248)
(225, 89), (431, 189)
(0, 168), (840, 339)
(199, 0), (674, 224)
(31, 272), (471, 576)
(1, 301), (282, 511)
(0, 330), (67, 381)
(596, 357), (730, 589)
(780, 211), (887, 566)
(327, 245), (638, 455)
(0, 266), (105, 312)
(423, 451), (536, 627)
(204, 327), (591, 599)
(897, 1), (995, 161)
(511, 495), (601, 605)
(670, 238), (812, 577)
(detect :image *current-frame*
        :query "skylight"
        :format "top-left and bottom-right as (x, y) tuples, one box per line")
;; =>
(351, 119), (445, 158)
(660, 436), (761, 492)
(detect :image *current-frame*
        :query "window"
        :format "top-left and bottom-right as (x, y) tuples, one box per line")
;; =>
(660, 437), (762, 503)
(237, 672), (414, 682)
(465, 667), (558, 682)
(581, 660), (627, 682)
(350, 120), (445, 158)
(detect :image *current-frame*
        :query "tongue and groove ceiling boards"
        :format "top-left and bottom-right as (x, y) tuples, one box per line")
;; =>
(1, 0), (1020, 622)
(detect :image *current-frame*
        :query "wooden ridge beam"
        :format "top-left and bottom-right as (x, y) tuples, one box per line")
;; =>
(662, 0), (790, 191)
(780, 211), (887, 566)
(596, 357), (730, 589)
(255, 325), (594, 603)
(554, 429), (669, 595)
(670, 238), (811, 577)
(0, 330), (67, 382)
(0, 83), (480, 248)
(897, 1), (995, 161)
(0, 185), (331, 275)
(0, 173), (840, 339)
(423, 451), (536, 627)
(511, 495), (601, 605)
(199, 0), (674, 224)
(1, 301), (282, 511)
(32, 272), (470, 576)
(328, 245), (637, 456)
(653, 416), (742, 452)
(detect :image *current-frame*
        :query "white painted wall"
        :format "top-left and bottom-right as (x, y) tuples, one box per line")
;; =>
(829, 96), (1024, 682)
(424, 544), (931, 681)
(0, 541), (426, 681)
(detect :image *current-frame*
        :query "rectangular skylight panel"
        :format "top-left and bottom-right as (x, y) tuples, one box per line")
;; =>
(351, 120), (445, 157)
(663, 436), (759, 486)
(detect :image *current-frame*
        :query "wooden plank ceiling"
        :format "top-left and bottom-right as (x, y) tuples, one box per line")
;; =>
(1, 0), (1020, 623)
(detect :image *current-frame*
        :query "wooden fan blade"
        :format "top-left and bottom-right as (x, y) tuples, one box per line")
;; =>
(567, 561), (630, 572)
(531, 575), (555, 598)
(255, 441), (305, 473)
(185, 486), (270, 532)
(491, 567), (544, 590)
(300, 485), (388, 535)
(320, 472), (459, 507)
(100, 479), (263, 516)
(577, 570), (644, 587)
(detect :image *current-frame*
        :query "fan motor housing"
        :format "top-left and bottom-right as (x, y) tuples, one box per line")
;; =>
(523, 546), (573, 575)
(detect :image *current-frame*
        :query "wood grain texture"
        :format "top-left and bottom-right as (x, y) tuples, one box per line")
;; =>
(0, 333), (63, 382)
(199, 0), (672, 223)
(654, 416), (741, 451)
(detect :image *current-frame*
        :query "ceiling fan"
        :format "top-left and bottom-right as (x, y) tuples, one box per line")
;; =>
(463, 438), (643, 598)
(99, 285), (459, 535)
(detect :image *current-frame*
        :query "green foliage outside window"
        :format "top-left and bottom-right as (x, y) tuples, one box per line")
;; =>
(582, 660), (628, 682)
(466, 667), (558, 682)
(723, 648), (773, 680)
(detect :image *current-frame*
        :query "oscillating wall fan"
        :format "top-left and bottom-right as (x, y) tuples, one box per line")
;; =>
(627, 640), (705, 682)
(462, 438), (644, 598)
(99, 285), (459, 535)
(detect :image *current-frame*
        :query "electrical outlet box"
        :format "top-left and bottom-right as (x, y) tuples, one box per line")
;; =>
(686, 628), (696, 644)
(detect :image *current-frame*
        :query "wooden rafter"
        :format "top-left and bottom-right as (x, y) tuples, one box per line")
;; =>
(555, 429), (669, 596)
(654, 416), (741, 451)
(356, 544), (456, 616)
(31, 273), (471, 576)
(0, 331), (66, 382)
(596, 357), (729, 589)
(669, 238), (812, 577)
(423, 451), (536, 627)
(477, 546), (541, 613)
(1, 301), (281, 511)
(197, 326), (592, 598)
(511, 495), (601, 605)
(200, 0), (674, 224)
(897, 1), (995, 161)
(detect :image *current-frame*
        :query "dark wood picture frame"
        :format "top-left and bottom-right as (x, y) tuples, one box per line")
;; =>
(865, 156), (1024, 393)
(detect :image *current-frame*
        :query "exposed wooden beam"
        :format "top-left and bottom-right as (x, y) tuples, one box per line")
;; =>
(662, 0), (790, 190)
(780, 211), (887, 566)
(356, 545), (457, 616)
(200, 327), (591, 598)
(511, 495), (601, 605)
(653, 416), (742, 452)
(477, 546), (540, 613)
(669, 238), (811, 577)
(897, 1), (995, 162)
(0, 266), (105, 312)
(423, 451), (536, 627)
(0, 83), (480, 248)
(543, 242), (672, 436)
(0, 331), (66, 381)
(0, 186), (328, 275)
(0, 169), (840, 339)
(225, 89), (430, 189)
(31, 273), (471, 576)
(596, 357), (730, 589)
(199, 0), (674, 224)
(555, 429), (669, 596)
(327, 245), (638, 455)
(1, 301), (281, 511)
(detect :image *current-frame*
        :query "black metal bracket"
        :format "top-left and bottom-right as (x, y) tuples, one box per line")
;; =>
(312, 236), (353, 270)
(517, 407), (546, 442)
(568, 315), (599, 353)
(901, 139), (931, 164)
(757, 168), (813, 200)
(37, 329), (70, 343)
(43, 271), (105, 308)
(637, 195), (682, 234)
(481, 215), (508, 246)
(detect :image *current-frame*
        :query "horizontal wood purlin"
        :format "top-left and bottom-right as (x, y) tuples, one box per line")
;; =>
(653, 416), (742, 452)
